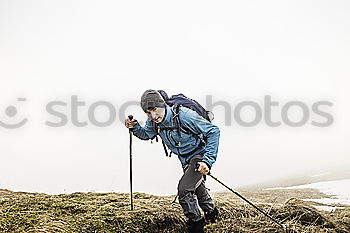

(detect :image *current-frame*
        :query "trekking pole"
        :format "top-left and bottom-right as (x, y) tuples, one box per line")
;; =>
(128, 115), (134, 211)
(208, 172), (286, 231)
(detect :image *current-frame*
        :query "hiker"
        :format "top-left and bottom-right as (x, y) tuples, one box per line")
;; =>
(124, 90), (220, 233)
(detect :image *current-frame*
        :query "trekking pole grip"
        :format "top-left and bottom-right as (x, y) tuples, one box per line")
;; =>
(128, 115), (134, 132)
(195, 163), (211, 175)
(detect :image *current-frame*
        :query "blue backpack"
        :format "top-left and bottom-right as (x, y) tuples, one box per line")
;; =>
(158, 90), (212, 122)
(155, 90), (213, 157)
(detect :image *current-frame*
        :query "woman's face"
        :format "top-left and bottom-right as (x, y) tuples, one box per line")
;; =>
(145, 107), (165, 123)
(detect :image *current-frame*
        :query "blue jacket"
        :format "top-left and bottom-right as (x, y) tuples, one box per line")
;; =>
(131, 105), (220, 167)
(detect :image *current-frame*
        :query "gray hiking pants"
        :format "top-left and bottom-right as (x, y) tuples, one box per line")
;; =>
(178, 155), (215, 222)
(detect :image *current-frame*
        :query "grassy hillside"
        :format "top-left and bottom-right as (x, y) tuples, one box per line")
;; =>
(0, 188), (349, 232)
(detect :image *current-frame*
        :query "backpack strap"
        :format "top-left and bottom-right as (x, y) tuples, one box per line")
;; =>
(161, 140), (170, 157)
(154, 123), (174, 157)
(155, 106), (207, 157)
(172, 104), (182, 136)
(172, 105), (207, 146)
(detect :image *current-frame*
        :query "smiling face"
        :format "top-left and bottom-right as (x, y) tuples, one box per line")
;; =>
(145, 107), (165, 123)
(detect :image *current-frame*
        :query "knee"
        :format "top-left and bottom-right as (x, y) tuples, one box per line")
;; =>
(178, 182), (194, 198)
(177, 184), (186, 198)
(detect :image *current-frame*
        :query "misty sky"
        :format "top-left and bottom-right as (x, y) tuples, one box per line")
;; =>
(0, 0), (349, 195)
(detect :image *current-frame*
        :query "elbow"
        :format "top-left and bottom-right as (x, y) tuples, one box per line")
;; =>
(212, 125), (220, 139)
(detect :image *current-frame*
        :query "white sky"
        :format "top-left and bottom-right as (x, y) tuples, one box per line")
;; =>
(0, 0), (349, 195)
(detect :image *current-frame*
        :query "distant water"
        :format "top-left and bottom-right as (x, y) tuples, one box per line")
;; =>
(281, 178), (350, 211)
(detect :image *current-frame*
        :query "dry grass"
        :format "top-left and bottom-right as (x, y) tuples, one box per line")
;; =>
(0, 188), (349, 233)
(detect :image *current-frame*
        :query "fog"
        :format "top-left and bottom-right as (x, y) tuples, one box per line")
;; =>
(0, 0), (349, 195)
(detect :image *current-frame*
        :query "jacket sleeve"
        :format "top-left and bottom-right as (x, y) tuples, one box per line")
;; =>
(131, 118), (157, 140)
(180, 109), (220, 168)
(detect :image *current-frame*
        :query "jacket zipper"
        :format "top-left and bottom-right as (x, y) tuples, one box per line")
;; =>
(169, 131), (181, 156)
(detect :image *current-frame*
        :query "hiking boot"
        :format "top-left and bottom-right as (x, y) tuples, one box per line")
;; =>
(204, 207), (219, 223)
(187, 217), (205, 233)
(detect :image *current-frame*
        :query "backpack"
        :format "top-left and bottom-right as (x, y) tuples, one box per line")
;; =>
(155, 90), (214, 157)
(158, 90), (212, 122)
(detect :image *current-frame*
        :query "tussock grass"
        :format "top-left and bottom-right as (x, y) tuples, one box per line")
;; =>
(0, 189), (349, 232)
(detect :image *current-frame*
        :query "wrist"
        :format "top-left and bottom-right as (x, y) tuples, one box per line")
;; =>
(200, 160), (211, 170)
